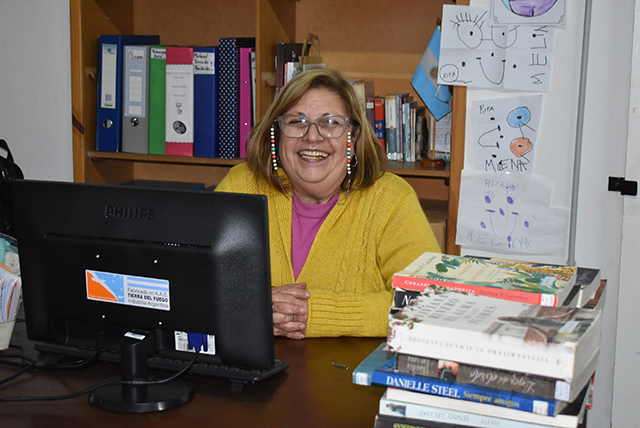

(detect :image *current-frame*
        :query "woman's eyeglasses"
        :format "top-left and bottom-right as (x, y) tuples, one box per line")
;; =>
(277, 114), (352, 139)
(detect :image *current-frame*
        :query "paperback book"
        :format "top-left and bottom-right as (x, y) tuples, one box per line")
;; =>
(373, 412), (468, 428)
(561, 267), (601, 307)
(372, 358), (565, 416)
(392, 252), (577, 306)
(395, 349), (599, 403)
(386, 287), (601, 381)
(354, 341), (565, 416)
(379, 382), (591, 428)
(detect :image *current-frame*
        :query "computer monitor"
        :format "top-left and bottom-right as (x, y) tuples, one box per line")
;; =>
(12, 179), (285, 413)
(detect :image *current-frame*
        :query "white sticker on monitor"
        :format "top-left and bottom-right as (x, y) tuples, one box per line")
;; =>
(86, 269), (170, 311)
(174, 331), (216, 356)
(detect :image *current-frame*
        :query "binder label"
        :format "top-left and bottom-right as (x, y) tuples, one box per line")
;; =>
(166, 63), (194, 143)
(151, 47), (166, 60)
(194, 51), (215, 75)
(124, 47), (148, 118)
(85, 269), (170, 311)
(100, 43), (118, 109)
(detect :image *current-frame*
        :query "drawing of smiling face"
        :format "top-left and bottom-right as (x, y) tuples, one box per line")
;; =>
(476, 52), (507, 86)
(482, 189), (519, 243)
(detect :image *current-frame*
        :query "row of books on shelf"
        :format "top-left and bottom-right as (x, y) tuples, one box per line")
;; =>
(95, 35), (452, 165)
(96, 34), (257, 159)
(354, 252), (605, 428)
(361, 87), (452, 164)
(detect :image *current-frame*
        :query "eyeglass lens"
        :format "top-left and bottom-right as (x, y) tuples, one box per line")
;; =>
(279, 115), (349, 139)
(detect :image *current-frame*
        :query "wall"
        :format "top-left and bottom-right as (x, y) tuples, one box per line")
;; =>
(466, 1), (634, 427)
(0, 1), (73, 181)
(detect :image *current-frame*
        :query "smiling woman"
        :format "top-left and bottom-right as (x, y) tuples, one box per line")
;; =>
(216, 69), (440, 339)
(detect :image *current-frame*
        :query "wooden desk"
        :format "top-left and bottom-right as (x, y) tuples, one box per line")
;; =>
(0, 320), (385, 427)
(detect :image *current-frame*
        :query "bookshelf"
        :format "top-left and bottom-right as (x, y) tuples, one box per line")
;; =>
(69, 0), (466, 254)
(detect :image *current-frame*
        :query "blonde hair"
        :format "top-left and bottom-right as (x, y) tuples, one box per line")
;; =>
(245, 68), (385, 192)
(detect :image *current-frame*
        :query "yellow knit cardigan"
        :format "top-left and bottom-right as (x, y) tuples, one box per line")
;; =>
(216, 163), (440, 337)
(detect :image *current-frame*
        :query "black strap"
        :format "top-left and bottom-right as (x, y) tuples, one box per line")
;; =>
(0, 139), (14, 163)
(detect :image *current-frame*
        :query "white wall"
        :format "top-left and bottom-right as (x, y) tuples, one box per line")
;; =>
(0, 1), (73, 181)
(465, 1), (633, 427)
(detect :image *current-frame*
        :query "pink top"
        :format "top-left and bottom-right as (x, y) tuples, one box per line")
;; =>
(291, 193), (339, 280)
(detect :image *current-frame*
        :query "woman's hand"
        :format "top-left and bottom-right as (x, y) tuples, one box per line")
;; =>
(272, 283), (310, 339)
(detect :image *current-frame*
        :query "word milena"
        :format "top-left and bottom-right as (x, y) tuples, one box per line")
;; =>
(104, 205), (156, 220)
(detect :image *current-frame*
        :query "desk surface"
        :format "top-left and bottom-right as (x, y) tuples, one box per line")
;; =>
(0, 320), (385, 428)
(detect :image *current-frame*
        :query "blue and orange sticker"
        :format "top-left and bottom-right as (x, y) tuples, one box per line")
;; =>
(86, 270), (170, 311)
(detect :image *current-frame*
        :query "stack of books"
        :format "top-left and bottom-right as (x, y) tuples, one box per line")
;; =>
(353, 253), (604, 428)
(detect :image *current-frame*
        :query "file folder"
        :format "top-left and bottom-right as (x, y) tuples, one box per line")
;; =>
(96, 35), (159, 152)
(122, 45), (151, 154)
(218, 37), (255, 159)
(165, 46), (195, 157)
(193, 46), (220, 158)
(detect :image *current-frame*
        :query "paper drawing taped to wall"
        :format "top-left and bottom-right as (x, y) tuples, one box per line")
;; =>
(473, 95), (542, 174)
(439, 5), (555, 92)
(491, 0), (566, 26)
(456, 170), (569, 257)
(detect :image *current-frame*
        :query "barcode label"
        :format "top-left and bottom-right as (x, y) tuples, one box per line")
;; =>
(532, 400), (549, 415)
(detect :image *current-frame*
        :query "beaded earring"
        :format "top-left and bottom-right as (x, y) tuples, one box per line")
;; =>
(271, 122), (278, 172)
(337, 127), (353, 206)
(346, 129), (352, 177)
(271, 121), (293, 197)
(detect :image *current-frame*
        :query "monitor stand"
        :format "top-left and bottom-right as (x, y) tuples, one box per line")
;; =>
(88, 330), (194, 413)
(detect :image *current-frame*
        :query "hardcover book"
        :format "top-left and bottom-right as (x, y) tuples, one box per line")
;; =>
(392, 252), (577, 306)
(386, 288), (601, 381)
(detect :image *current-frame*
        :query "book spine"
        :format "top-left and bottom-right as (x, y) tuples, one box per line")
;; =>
(386, 318), (576, 380)
(378, 397), (552, 428)
(374, 413), (454, 428)
(392, 288), (421, 308)
(395, 353), (565, 401)
(385, 95), (397, 160)
(371, 369), (562, 416)
(374, 96), (386, 150)
(391, 274), (555, 306)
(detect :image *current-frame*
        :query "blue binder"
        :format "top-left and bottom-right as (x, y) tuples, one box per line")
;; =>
(96, 35), (160, 152)
(218, 37), (255, 159)
(193, 46), (220, 158)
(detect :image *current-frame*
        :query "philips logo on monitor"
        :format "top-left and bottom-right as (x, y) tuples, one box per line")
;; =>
(86, 270), (170, 311)
(104, 206), (155, 220)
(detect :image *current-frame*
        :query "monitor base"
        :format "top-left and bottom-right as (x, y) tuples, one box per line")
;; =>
(89, 376), (194, 413)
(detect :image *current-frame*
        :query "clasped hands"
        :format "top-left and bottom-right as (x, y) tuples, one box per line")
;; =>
(272, 283), (309, 340)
